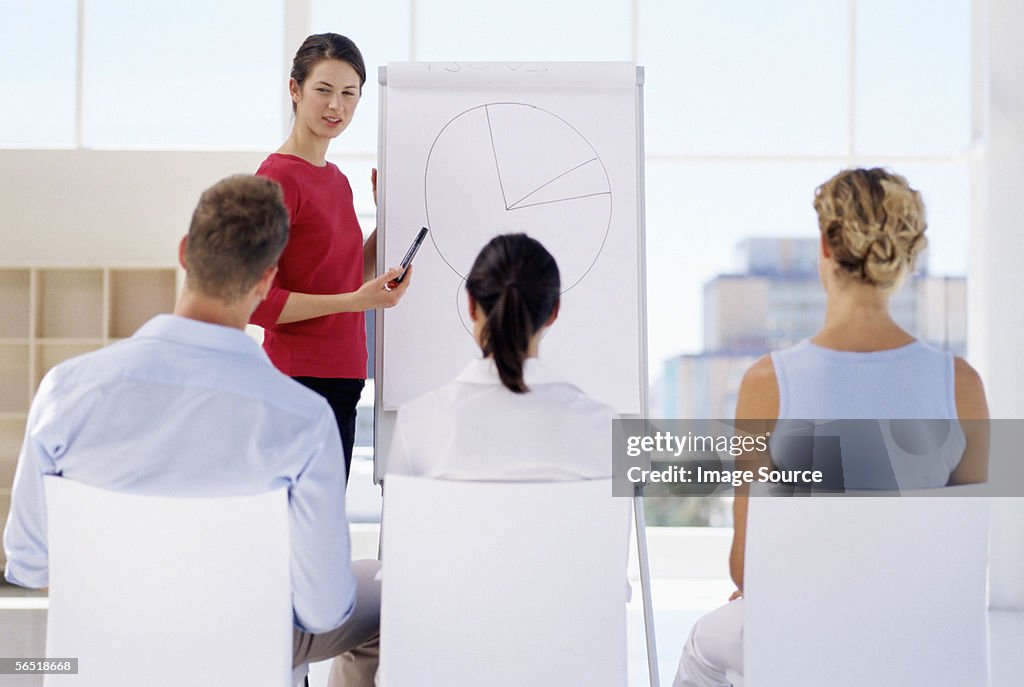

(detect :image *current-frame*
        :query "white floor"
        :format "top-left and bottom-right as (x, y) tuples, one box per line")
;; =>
(300, 577), (1024, 687)
(2, 584), (1022, 687)
(4, 532), (1022, 687)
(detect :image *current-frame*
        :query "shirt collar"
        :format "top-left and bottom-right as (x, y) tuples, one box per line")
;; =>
(454, 357), (569, 387)
(133, 314), (268, 360)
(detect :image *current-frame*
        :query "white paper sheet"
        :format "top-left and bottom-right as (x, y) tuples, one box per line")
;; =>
(380, 62), (644, 413)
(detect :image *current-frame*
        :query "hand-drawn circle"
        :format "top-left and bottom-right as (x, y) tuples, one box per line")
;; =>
(424, 102), (612, 293)
(455, 277), (473, 339)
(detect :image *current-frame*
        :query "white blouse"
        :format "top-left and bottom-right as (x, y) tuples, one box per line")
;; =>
(386, 357), (616, 481)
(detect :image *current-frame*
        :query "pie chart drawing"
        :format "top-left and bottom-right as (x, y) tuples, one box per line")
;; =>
(424, 102), (612, 292)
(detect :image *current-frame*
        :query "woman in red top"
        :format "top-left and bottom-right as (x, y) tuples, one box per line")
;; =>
(253, 33), (409, 481)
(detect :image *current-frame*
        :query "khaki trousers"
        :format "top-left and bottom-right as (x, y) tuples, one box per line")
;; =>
(293, 559), (381, 687)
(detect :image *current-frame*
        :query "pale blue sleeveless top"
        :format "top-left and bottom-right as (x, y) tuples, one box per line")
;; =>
(768, 339), (964, 489)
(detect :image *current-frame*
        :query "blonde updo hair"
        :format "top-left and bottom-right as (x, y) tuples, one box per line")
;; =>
(813, 167), (927, 291)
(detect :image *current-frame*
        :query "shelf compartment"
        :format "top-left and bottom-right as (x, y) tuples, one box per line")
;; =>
(37, 269), (104, 339)
(109, 269), (177, 338)
(0, 344), (31, 413)
(0, 269), (31, 339)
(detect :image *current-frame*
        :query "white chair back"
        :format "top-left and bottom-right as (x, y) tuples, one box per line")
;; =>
(44, 476), (292, 687)
(744, 485), (991, 686)
(379, 475), (630, 687)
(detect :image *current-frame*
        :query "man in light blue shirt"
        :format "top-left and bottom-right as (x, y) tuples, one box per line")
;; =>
(3, 175), (379, 686)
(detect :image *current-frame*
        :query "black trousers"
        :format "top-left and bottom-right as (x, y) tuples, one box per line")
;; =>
(293, 377), (366, 483)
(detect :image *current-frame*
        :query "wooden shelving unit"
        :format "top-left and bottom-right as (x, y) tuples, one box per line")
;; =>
(0, 266), (178, 566)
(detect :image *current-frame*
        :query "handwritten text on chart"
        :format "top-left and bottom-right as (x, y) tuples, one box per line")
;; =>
(426, 63), (550, 73)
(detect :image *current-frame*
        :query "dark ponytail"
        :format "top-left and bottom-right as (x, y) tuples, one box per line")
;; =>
(466, 234), (560, 393)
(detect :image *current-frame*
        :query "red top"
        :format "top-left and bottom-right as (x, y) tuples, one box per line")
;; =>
(251, 153), (367, 379)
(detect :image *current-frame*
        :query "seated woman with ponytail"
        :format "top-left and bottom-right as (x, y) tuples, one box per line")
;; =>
(385, 233), (615, 481)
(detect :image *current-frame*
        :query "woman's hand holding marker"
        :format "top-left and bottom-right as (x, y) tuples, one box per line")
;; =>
(360, 266), (411, 307)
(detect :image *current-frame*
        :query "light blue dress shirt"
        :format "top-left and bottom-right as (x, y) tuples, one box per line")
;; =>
(3, 314), (356, 634)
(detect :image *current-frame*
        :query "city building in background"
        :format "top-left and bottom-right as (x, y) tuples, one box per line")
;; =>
(659, 237), (966, 420)
(648, 237), (966, 527)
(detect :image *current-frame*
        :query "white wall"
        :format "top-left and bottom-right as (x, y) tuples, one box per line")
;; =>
(973, 0), (1024, 610)
(1, 150), (265, 265)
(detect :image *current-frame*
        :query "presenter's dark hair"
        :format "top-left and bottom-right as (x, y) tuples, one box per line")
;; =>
(184, 175), (289, 302)
(290, 33), (366, 112)
(466, 234), (560, 393)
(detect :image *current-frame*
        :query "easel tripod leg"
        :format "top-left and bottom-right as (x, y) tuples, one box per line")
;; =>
(634, 486), (660, 687)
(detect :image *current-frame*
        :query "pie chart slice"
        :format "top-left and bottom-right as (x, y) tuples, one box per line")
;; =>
(507, 157), (608, 210)
(425, 103), (611, 290)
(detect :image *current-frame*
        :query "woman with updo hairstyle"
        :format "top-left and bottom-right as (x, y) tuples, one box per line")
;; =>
(671, 168), (989, 687)
(815, 166), (928, 292)
(385, 233), (616, 481)
(251, 33), (411, 484)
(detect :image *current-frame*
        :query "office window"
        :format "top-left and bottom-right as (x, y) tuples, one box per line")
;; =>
(638, 0), (973, 526)
(645, 159), (837, 364)
(312, 0), (413, 155)
(81, 0), (283, 149)
(0, 0), (77, 147)
(638, 0), (849, 156)
(415, 0), (633, 62)
(855, 0), (972, 155)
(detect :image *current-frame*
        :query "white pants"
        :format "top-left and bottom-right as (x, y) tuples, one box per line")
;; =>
(672, 598), (744, 687)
